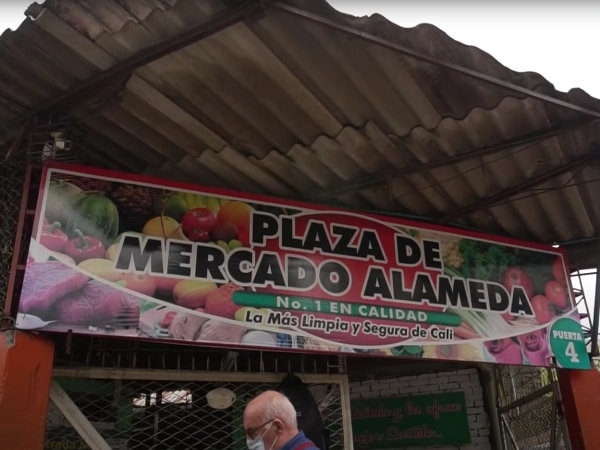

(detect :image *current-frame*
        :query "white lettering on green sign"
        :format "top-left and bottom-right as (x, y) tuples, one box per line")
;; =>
(552, 330), (583, 341)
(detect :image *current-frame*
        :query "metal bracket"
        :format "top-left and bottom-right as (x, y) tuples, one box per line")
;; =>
(0, 316), (15, 332)
(3, 328), (15, 348)
(0, 316), (16, 348)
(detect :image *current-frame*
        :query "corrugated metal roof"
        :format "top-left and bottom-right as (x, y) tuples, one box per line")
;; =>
(1, 0), (599, 268)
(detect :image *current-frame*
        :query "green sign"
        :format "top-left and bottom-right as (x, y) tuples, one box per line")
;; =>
(549, 317), (591, 370)
(351, 392), (470, 448)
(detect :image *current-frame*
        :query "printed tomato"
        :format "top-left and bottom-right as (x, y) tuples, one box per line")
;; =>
(502, 267), (534, 299)
(531, 295), (555, 324)
(545, 280), (569, 310)
(552, 257), (567, 286)
(204, 283), (244, 319)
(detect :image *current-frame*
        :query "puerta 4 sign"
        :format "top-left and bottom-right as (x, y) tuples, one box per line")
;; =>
(17, 164), (590, 369)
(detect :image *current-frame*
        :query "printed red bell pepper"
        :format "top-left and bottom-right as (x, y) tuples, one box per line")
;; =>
(40, 221), (68, 252)
(65, 229), (106, 263)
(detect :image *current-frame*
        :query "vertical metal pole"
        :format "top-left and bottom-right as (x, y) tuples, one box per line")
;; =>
(479, 365), (503, 450)
(551, 368), (572, 450)
(589, 231), (600, 356)
(4, 163), (33, 316)
(152, 410), (159, 449)
(549, 370), (558, 450)
(339, 376), (354, 450)
(573, 270), (593, 339)
(509, 367), (519, 414)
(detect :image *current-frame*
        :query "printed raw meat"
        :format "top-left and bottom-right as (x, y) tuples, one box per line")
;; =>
(197, 319), (247, 343)
(518, 330), (550, 366)
(19, 261), (89, 317)
(55, 280), (140, 326)
(484, 338), (523, 364)
(168, 309), (209, 341)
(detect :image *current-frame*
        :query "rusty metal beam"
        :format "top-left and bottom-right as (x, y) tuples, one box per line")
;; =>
(9, 1), (266, 126)
(268, 1), (600, 119)
(309, 118), (597, 201)
(498, 384), (554, 414)
(441, 150), (599, 223)
(590, 231), (600, 356)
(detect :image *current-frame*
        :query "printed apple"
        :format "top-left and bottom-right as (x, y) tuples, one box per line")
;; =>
(531, 295), (555, 324)
(181, 208), (217, 242)
(545, 280), (569, 310)
(502, 267), (534, 299)
(119, 272), (157, 297)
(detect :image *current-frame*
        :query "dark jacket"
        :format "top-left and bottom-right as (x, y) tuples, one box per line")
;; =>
(280, 431), (320, 450)
(276, 374), (329, 450)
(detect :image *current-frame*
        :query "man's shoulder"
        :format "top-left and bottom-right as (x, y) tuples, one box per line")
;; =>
(294, 442), (320, 450)
(282, 432), (321, 450)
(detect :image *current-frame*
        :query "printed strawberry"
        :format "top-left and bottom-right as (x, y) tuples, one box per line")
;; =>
(204, 282), (244, 319)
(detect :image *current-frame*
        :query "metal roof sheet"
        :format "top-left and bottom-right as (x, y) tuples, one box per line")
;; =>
(1, 0), (599, 268)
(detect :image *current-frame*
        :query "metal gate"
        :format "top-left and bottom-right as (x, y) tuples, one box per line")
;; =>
(46, 361), (352, 449)
(495, 365), (569, 450)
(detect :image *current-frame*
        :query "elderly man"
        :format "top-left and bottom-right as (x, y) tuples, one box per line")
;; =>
(243, 390), (320, 450)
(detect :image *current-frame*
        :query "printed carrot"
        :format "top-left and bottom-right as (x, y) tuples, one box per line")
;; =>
(453, 322), (480, 340)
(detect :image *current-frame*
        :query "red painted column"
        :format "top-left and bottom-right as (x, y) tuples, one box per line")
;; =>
(558, 367), (600, 450)
(0, 330), (54, 450)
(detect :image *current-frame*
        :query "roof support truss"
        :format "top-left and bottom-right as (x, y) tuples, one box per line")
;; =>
(309, 119), (597, 201)
(441, 150), (599, 223)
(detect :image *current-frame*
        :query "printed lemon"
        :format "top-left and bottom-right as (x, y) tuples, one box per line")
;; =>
(78, 258), (125, 282)
(235, 307), (259, 322)
(142, 216), (179, 238)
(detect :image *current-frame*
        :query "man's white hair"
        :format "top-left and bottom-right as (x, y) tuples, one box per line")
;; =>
(262, 391), (297, 427)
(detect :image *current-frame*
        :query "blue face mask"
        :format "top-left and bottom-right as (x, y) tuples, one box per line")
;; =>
(246, 422), (278, 450)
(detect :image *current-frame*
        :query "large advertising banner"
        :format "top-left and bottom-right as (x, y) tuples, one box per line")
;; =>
(17, 165), (590, 369)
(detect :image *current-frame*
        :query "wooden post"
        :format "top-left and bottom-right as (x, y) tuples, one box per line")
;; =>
(558, 367), (600, 449)
(0, 330), (54, 450)
(50, 381), (112, 450)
